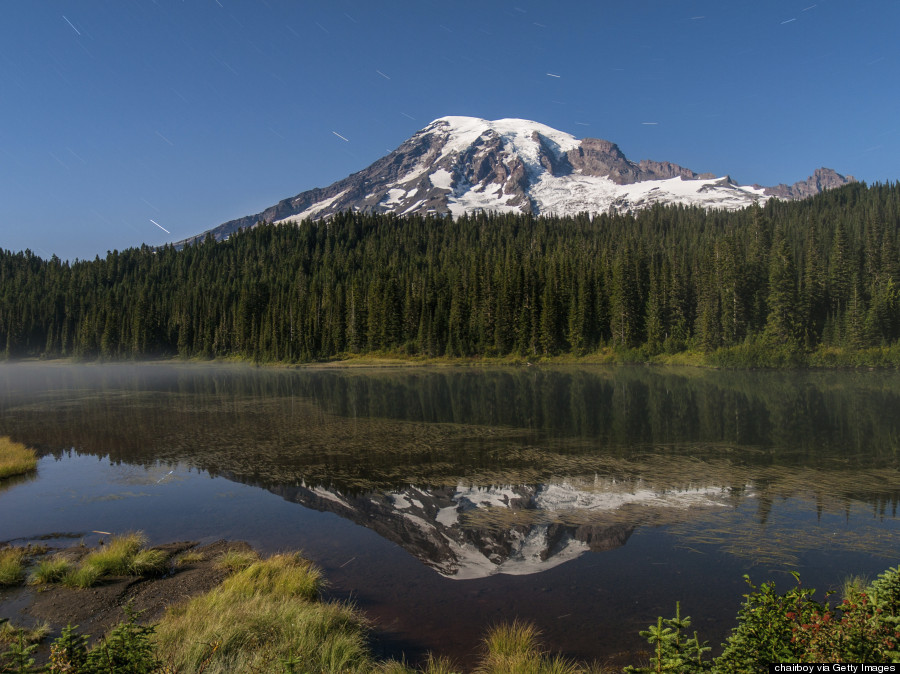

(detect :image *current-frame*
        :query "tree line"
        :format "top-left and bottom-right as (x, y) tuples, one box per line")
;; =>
(2, 181), (900, 363)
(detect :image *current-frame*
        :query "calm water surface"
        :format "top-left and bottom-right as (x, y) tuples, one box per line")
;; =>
(2, 362), (900, 666)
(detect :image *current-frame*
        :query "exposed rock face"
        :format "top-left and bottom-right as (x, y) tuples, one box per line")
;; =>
(179, 117), (856, 245)
(759, 167), (856, 200)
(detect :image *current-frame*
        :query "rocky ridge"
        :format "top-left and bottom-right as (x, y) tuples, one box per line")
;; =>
(180, 117), (855, 245)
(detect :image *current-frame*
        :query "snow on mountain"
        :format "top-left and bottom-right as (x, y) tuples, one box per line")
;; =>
(182, 116), (855, 244)
(268, 476), (743, 580)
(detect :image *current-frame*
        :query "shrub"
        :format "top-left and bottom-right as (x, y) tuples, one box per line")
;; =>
(636, 566), (900, 672)
(624, 603), (710, 674)
(48, 624), (89, 673)
(85, 608), (160, 674)
(0, 622), (49, 674)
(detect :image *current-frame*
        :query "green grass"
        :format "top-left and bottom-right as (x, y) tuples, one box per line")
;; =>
(0, 621), (50, 648)
(474, 621), (595, 674)
(0, 436), (37, 479)
(28, 555), (73, 584)
(219, 552), (321, 601)
(214, 548), (259, 573)
(60, 564), (104, 589)
(154, 553), (373, 674)
(128, 548), (169, 577)
(0, 547), (28, 586)
(174, 550), (205, 567)
(81, 531), (146, 576)
(56, 532), (170, 588)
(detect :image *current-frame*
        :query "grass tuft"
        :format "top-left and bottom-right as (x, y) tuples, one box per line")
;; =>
(0, 621), (49, 648)
(0, 436), (37, 480)
(220, 552), (321, 601)
(61, 564), (104, 589)
(29, 556), (74, 585)
(214, 548), (259, 573)
(0, 547), (28, 586)
(421, 655), (462, 673)
(841, 574), (870, 601)
(482, 620), (542, 659)
(476, 621), (585, 674)
(81, 532), (146, 576)
(174, 550), (205, 567)
(154, 553), (372, 674)
(128, 548), (169, 577)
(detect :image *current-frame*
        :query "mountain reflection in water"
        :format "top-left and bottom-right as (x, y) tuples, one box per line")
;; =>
(4, 362), (900, 665)
(268, 477), (758, 579)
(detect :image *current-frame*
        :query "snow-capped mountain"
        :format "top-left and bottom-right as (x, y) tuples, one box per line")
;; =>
(185, 116), (855, 244)
(266, 477), (741, 579)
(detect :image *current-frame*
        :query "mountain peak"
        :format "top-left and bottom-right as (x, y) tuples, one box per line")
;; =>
(181, 118), (856, 245)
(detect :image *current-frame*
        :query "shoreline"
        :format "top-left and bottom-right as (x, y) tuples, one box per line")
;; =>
(4, 342), (900, 371)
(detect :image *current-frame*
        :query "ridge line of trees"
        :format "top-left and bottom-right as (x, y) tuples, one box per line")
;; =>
(2, 181), (899, 363)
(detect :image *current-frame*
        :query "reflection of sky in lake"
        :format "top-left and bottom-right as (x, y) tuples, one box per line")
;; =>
(2, 363), (900, 666)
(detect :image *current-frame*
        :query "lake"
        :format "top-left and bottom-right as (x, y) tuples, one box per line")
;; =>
(1, 362), (900, 667)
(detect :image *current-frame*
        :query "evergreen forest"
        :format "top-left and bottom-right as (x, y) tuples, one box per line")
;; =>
(2, 181), (900, 366)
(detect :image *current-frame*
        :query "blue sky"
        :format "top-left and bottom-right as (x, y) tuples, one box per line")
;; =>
(2, 1), (898, 260)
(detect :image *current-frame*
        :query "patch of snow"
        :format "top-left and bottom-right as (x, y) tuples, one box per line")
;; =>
(448, 183), (519, 218)
(453, 484), (529, 509)
(381, 188), (407, 207)
(402, 199), (425, 215)
(399, 158), (436, 184)
(401, 511), (437, 534)
(277, 189), (349, 223)
(436, 505), (459, 527)
(429, 116), (580, 162)
(533, 479), (730, 512)
(430, 168), (453, 190)
(530, 174), (770, 217)
(389, 492), (412, 509)
(311, 485), (350, 508)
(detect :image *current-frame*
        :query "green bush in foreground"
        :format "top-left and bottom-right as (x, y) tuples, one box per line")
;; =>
(5, 556), (900, 673)
(634, 567), (900, 673)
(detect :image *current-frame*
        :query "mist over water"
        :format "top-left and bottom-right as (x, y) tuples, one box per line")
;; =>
(2, 362), (899, 665)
